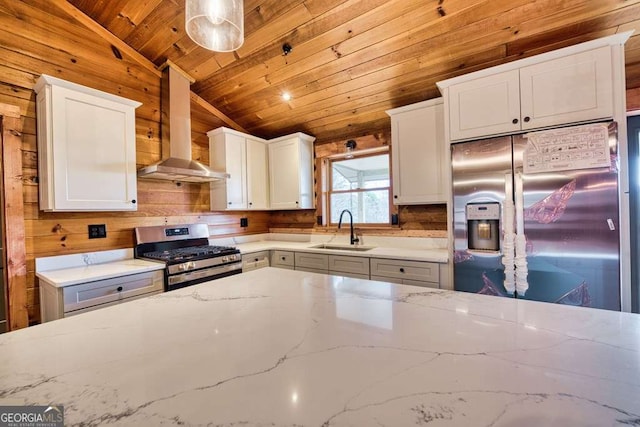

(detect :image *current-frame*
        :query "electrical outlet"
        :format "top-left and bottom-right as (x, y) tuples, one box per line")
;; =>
(88, 224), (107, 239)
(391, 214), (399, 225)
(240, 217), (248, 228)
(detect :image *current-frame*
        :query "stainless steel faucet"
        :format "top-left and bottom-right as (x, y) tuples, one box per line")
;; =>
(338, 209), (360, 245)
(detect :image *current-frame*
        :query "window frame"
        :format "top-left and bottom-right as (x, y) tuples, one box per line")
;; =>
(327, 151), (392, 226)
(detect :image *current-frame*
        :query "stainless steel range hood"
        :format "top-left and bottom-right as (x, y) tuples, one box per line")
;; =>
(137, 63), (229, 183)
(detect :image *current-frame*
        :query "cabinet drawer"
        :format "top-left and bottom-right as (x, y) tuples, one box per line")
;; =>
(370, 258), (439, 283)
(63, 270), (163, 313)
(271, 250), (294, 268)
(328, 255), (369, 275)
(242, 251), (270, 263)
(295, 252), (329, 270)
(242, 251), (270, 272)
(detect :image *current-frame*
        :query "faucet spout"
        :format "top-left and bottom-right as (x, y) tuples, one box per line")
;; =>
(338, 209), (359, 245)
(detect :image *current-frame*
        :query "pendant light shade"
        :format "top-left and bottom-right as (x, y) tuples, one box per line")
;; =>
(185, 0), (244, 52)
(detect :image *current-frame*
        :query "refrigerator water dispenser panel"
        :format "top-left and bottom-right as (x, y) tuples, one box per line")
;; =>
(466, 202), (500, 252)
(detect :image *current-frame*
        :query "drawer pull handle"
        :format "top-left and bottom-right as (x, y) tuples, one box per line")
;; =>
(512, 118), (518, 124)
(399, 268), (405, 273)
(254, 258), (259, 262)
(523, 116), (530, 122)
(116, 286), (123, 292)
(281, 257), (286, 261)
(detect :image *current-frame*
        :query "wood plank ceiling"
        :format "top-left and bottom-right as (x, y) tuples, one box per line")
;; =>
(67, 0), (640, 144)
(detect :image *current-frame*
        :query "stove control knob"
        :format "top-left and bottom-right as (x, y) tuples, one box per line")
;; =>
(222, 256), (229, 262)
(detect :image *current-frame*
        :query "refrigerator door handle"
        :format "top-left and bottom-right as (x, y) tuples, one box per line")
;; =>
(514, 172), (529, 295)
(502, 172), (516, 294)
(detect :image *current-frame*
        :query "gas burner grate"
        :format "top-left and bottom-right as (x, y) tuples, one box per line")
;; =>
(142, 245), (238, 261)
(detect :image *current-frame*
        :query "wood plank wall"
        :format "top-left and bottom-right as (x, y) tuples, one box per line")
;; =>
(4, 2), (638, 327)
(0, 1), (271, 325)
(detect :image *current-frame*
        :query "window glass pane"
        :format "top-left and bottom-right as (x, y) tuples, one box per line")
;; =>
(331, 154), (389, 191)
(330, 190), (389, 224)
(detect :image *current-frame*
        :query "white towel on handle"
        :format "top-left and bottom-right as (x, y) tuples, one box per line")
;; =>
(502, 195), (516, 294)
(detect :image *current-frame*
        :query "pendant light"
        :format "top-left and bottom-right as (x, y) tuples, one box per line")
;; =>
(185, 0), (244, 52)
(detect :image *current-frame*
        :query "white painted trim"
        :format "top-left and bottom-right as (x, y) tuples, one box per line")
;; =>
(436, 31), (633, 91)
(385, 97), (443, 116)
(265, 132), (316, 144)
(206, 126), (267, 142)
(34, 74), (141, 108)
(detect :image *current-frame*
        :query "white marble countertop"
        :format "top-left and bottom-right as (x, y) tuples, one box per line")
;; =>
(226, 234), (449, 263)
(1, 268), (638, 425)
(35, 258), (165, 288)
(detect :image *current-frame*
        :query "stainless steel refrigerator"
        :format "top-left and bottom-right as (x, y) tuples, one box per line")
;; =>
(452, 122), (621, 310)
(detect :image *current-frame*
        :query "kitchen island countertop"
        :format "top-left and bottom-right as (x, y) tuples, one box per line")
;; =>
(1, 268), (638, 425)
(35, 258), (165, 288)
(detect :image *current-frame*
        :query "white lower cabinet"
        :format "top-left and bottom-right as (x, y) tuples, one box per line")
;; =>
(270, 250), (295, 270)
(266, 249), (443, 289)
(295, 252), (329, 271)
(242, 251), (270, 272)
(370, 258), (440, 289)
(328, 255), (369, 277)
(40, 270), (164, 322)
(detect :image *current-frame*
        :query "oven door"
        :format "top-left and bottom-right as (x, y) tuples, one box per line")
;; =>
(166, 262), (242, 291)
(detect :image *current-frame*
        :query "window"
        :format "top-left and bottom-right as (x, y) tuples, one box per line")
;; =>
(328, 153), (390, 224)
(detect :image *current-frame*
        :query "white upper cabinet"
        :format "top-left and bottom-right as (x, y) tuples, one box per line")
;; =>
(438, 33), (629, 142)
(387, 98), (447, 204)
(267, 133), (315, 210)
(519, 46), (613, 130)
(208, 127), (268, 210)
(448, 70), (521, 140)
(245, 138), (269, 209)
(34, 75), (140, 211)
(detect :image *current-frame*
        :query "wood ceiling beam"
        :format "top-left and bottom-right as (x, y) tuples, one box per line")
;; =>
(50, 0), (248, 133)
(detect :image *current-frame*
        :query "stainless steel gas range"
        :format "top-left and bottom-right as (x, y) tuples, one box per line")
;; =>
(134, 224), (242, 291)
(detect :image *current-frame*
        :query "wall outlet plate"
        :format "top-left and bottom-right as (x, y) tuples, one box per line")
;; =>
(391, 214), (399, 225)
(240, 217), (248, 228)
(88, 224), (107, 239)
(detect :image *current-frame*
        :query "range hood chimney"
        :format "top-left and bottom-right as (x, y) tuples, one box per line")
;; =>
(137, 62), (229, 182)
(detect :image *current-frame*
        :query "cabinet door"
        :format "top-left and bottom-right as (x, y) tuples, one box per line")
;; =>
(62, 270), (163, 314)
(295, 252), (329, 270)
(269, 138), (301, 209)
(370, 258), (440, 283)
(271, 250), (295, 269)
(448, 70), (521, 141)
(46, 86), (137, 211)
(246, 138), (269, 209)
(328, 255), (370, 276)
(520, 46), (613, 130)
(391, 101), (446, 204)
(224, 134), (247, 209)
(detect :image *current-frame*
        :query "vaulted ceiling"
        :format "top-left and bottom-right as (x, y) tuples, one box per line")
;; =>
(67, 0), (640, 144)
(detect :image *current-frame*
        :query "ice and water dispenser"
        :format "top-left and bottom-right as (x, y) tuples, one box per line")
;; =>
(466, 202), (500, 252)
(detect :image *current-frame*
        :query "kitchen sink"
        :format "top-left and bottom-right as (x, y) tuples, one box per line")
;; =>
(311, 244), (375, 252)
